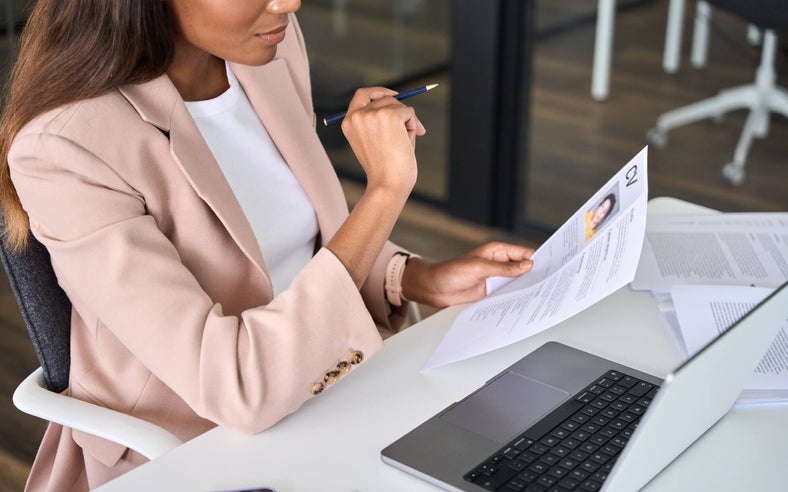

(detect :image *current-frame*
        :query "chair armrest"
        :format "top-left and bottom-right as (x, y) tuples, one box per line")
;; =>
(13, 367), (183, 460)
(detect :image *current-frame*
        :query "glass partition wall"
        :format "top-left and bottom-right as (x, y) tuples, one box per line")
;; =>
(298, 0), (451, 203)
(298, 0), (787, 241)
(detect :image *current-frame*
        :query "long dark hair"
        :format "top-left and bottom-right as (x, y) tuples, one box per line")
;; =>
(0, 0), (174, 250)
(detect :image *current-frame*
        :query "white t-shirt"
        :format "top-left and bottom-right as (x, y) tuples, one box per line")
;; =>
(185, 66), (319, 295)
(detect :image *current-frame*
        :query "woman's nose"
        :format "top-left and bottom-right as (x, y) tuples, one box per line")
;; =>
(267, 0), (301, 14)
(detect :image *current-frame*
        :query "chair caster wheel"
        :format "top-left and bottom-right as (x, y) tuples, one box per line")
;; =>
(722, 162), (745, 185)
(646, 128), (668, 148)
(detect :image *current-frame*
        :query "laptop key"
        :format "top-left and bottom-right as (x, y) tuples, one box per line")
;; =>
(604, 370), (624, 381)
(478, 462), (499, 476)
(561, 420), (580, 432)
(559, 477), (581, 490)
(570, 469), (589, 481)
(504, 447), (521, 459)
(558, 458), (580, 470)
(570, 413), (590, 424)
(595, 378), (613, 389)
(571, 449), (591, 461)
(579, 479), (602, 491)
(548, 466), (568, 479)
(540, 436), (560, 447)
(610, 436), (627, 448)
(529, 462), (549, 474)
(477, 466), (518, 491)
(504, 478), (527, 491)
(540, 454), (559, 465)
(628, 382), (653, 397)
(508, 460), (527, 472)
(517, 452), (540, 464)
(514, 437), (536, 450)
(575, 391), (594, 404)
(518, 471), (539, 483)
(587, 384), (604, 395)
(529, 443), (550, 455)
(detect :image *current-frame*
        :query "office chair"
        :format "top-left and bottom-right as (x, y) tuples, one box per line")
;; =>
(646, 0), (788, 185)
(0, 215), (181, 460)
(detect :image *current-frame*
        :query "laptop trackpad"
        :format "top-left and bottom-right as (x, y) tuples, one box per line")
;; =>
(440, 372), (569, 443)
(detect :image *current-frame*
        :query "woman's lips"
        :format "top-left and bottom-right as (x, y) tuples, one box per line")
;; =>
(257, 25), (287, 44)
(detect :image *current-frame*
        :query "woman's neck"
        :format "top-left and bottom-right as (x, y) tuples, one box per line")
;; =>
(167, 42), (229, 101)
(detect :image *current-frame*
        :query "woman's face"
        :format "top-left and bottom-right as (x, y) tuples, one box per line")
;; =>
(590, 198), (612, 229)
(168, 0), (302, 67)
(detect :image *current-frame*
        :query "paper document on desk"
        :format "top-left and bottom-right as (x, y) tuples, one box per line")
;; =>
(631, 212), (788, 293)
(422, 147), (649, 371)
(670, 284), (788, 404)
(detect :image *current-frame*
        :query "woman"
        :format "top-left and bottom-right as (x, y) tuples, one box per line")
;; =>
(0, 1), (534, 490)
(584, 193), (617, 242)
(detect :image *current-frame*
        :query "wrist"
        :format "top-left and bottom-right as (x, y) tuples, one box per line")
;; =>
(386, 252), (422, 307)
(400, 255), (429, 305)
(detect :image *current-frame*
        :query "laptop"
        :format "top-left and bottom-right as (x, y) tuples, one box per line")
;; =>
(382, 281), (788, 492)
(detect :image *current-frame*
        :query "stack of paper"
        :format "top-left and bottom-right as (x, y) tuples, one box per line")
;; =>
(632, 213), (788, 404)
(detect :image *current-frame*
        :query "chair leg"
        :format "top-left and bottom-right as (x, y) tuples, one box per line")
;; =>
(663, 0), (686, 74)
(592, 0), (616, 101)
(690, 1), (710, 69)
(765, 88), (788, 120)
(720, 31), (779, 185)
(722, 107), (761, 185)
(653, 85), (756, 135)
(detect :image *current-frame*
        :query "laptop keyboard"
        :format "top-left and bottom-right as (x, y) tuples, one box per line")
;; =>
(463, 370), (659, 492)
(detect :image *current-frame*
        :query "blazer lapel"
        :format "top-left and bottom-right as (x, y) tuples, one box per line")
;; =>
(231, 60), (349, 244)
(118, 76), (270, 283)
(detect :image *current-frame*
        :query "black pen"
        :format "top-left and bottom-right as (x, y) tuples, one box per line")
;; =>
(322, 83), (439, 126)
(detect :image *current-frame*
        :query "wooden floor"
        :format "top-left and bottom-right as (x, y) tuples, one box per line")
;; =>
(1, 1), (786, 490)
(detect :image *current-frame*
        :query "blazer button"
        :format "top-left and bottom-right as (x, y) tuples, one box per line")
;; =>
(336, 360), (350, 375)
(324, 369), (340, 385)
(311, 382), (325, 395)
(350, 350), (364, 365)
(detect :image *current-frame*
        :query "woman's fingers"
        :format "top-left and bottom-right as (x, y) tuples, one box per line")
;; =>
(474, 242), (535, 262)
(346, 87), (398, 112)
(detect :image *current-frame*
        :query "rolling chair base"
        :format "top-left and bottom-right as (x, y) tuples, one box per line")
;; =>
(647, 29), (788, 186)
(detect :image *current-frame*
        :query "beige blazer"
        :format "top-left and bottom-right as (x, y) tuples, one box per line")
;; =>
(9, 15), (407, 491)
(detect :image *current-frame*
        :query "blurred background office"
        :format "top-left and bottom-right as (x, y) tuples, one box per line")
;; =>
(1, 1), (786, 490)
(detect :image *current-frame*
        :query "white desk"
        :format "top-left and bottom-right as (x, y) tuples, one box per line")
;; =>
(98, 198), (788, 491)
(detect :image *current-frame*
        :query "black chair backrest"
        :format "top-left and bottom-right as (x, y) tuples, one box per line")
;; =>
(707, 0), (788, 31)
(0, 214), (72, 393)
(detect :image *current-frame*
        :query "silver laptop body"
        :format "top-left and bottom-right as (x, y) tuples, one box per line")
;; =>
(381, 282), (788, 491)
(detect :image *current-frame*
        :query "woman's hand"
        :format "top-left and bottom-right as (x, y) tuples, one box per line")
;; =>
(401, 242), (535, 308)
(326, 87), (427, 288)
(341, 87), (426, 196)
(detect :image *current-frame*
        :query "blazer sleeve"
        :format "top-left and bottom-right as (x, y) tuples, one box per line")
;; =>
(8, 129), (385, 435)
